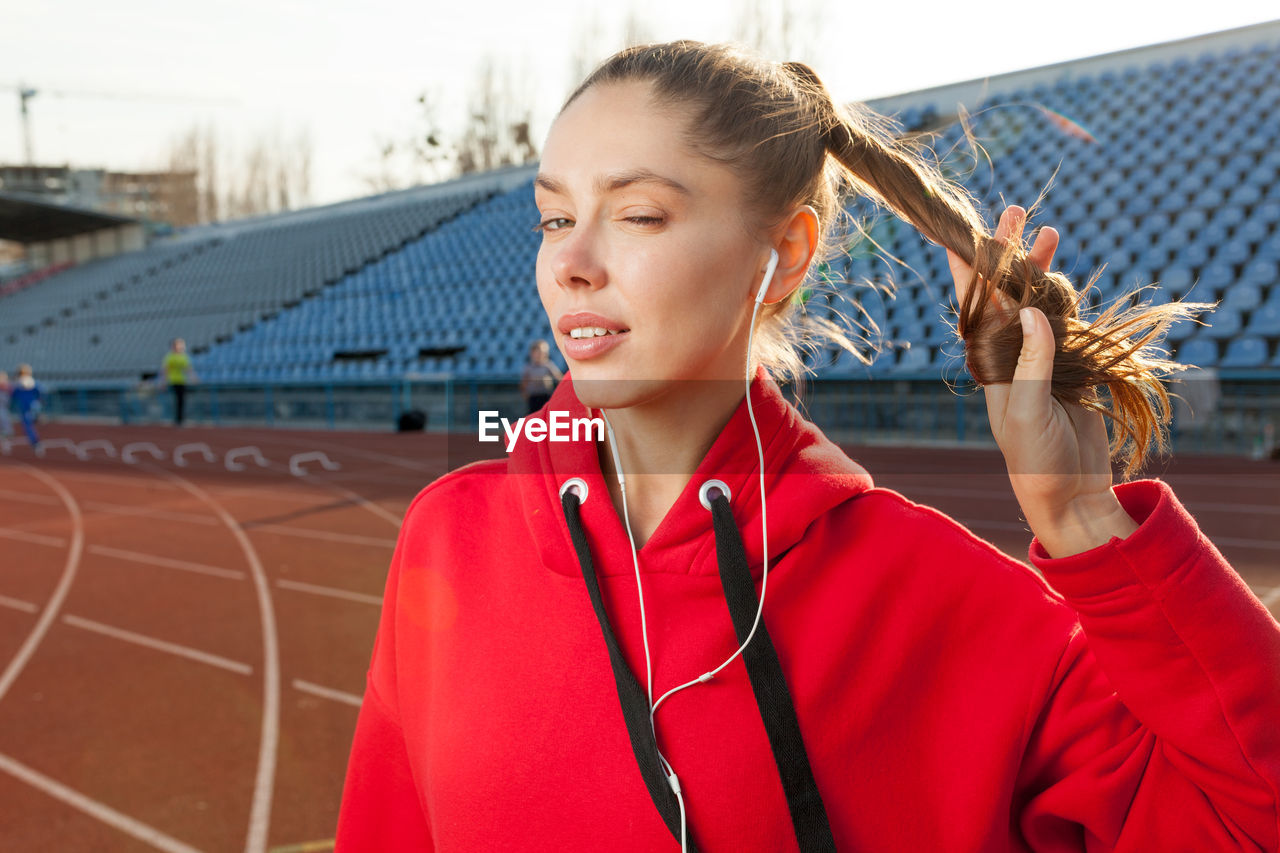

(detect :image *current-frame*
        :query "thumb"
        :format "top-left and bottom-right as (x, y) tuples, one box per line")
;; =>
(1006, 307), (1055, 423)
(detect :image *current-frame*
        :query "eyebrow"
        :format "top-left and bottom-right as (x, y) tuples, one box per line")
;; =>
(534, 169), (691, 197)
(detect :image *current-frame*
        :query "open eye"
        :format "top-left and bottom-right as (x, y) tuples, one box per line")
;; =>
(533, 217), (573, 232)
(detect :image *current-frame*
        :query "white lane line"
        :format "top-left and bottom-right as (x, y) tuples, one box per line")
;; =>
(234, 452), (405, 531)
(156, 469), (280, 853)
(0, 751), (204, 853)
(82, 502), (219, 526)
(292, 679), (364, 708)
(0, 487), (61, 505)
(63, 615), (252, 676)
(0, 465), (84, 705)
(249, 524), (396, 548)
(276, 579), (381, 606)
(0, 595), (38, 613)
(294, 476), (403, 528)
(87, 545), (246, 581)
(0, 526), (68, 548)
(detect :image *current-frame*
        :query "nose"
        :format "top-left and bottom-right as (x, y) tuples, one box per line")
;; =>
(548, 221), (607, 292)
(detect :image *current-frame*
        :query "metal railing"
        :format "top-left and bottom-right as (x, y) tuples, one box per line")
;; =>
(28, 371), (1280, 458)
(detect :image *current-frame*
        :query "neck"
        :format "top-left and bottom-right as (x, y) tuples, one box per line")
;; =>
(597, 374), (752, 547)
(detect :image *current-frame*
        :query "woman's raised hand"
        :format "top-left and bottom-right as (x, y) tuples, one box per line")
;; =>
(945, 206), (1138, 558)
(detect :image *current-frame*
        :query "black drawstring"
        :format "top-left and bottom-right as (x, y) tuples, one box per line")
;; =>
(708, 494), (836, 852)
(562, 490), (699, 851)
(562, 487), (835, 851)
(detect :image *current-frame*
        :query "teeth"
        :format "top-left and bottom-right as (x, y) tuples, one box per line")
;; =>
(569, 327), (620, 339)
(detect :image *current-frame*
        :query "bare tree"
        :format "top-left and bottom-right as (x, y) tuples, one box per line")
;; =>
(362, 90), (451, 193)
(733, 0), (827, 62)
(569, 12), (608, 89)
(200, 124), (219, 222)
(164, 123), (311, 222)
(364, 60), (537, 189)
(455, 57), (538, 175)
(166, 126), (202, 224)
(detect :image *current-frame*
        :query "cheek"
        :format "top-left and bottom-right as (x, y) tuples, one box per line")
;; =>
(534, 246), (555, 310)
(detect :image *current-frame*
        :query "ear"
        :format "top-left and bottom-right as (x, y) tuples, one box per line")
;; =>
(760, 205), (820, 304)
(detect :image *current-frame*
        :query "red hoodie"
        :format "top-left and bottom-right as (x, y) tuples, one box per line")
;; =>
(336, 372), (1280, 851)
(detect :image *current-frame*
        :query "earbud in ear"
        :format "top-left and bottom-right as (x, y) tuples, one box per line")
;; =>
(755, 249), (780, 305)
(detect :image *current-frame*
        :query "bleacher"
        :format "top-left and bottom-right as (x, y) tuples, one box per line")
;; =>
(816, 36), (1280, 375)
(2, 25), (1278, 385)
(195, 183), (545, 382)
(0, 182), (501, 380)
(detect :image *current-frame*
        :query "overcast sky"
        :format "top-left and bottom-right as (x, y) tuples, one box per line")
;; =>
(3, 1), (1277, 206)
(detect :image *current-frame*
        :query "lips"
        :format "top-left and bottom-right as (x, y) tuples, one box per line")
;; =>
(556, 311), (630, 361)
(556, 312), (629, 335)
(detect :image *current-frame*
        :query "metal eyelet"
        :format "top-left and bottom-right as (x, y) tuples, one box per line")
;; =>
(698, 479), (731, 510)
(559, 477), (589, 504)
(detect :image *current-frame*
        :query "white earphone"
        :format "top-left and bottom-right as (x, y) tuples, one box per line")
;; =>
(600, 247), (781, 852)
(757, 248), (780, 304)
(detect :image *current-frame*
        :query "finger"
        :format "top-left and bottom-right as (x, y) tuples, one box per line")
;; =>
(1027, 225), (1059, 272)
(1004, 306), (1055, 426)
(994, 205), (1025, 244)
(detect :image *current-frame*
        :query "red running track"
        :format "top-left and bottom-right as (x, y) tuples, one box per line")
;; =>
(0, 423), (1276, 852)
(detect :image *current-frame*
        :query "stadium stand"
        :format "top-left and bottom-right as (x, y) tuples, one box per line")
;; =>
(2, 22), (1278, 389)
(0, 175), (514, 380)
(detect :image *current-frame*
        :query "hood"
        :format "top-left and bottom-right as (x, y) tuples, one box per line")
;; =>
(509, 367), (875, 579)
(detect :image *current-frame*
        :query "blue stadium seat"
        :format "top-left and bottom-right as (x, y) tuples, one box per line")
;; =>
(892, 346), (931, 375)
(1158, 266), (1194, 297)
(1176, 337), (1218, 367)
(1164, 314), (1204, 343)
(1201, 308), (1243, 339)
(1245, 303), (1280, 337)
(1217, 238), (1254, 266)
(868, 347), (899, 376)
(1200, 263), (1234, 292)
(1242, 260), (1278, 289)
(1220, 337), (1269, 368)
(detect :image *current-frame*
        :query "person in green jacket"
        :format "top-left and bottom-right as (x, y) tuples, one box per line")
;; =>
(160, 338), (198, 426)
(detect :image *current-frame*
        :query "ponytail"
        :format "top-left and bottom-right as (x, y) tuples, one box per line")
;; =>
(784, 61), (1208, 478)
(570, 42), (1208, 479)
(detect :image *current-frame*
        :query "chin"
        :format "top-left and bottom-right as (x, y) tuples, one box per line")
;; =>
(568, 368), (670, 412)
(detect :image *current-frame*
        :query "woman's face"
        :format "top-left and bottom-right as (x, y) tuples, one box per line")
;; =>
(535, 80), (768, 410)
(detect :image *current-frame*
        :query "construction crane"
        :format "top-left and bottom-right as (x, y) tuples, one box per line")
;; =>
(7, 82), (237, 165)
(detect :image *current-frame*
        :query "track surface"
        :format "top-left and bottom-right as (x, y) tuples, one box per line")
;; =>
(1, 423), (1277, 852)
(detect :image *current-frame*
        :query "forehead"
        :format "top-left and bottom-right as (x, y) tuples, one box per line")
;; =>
(540, 80), (736, 198)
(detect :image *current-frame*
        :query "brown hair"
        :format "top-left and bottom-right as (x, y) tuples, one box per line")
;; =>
(566, 41), (1207, 478)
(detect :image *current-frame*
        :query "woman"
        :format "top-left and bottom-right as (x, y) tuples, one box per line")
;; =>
(337, 42), (1280, 851)
(520, 338), (564, 415)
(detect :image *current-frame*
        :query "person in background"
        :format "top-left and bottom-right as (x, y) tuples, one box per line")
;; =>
(11, 364), (42, 453)
(160, 338), (198, 426)
(519, 338), (563, 415)
(0, 370), (13, 439)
